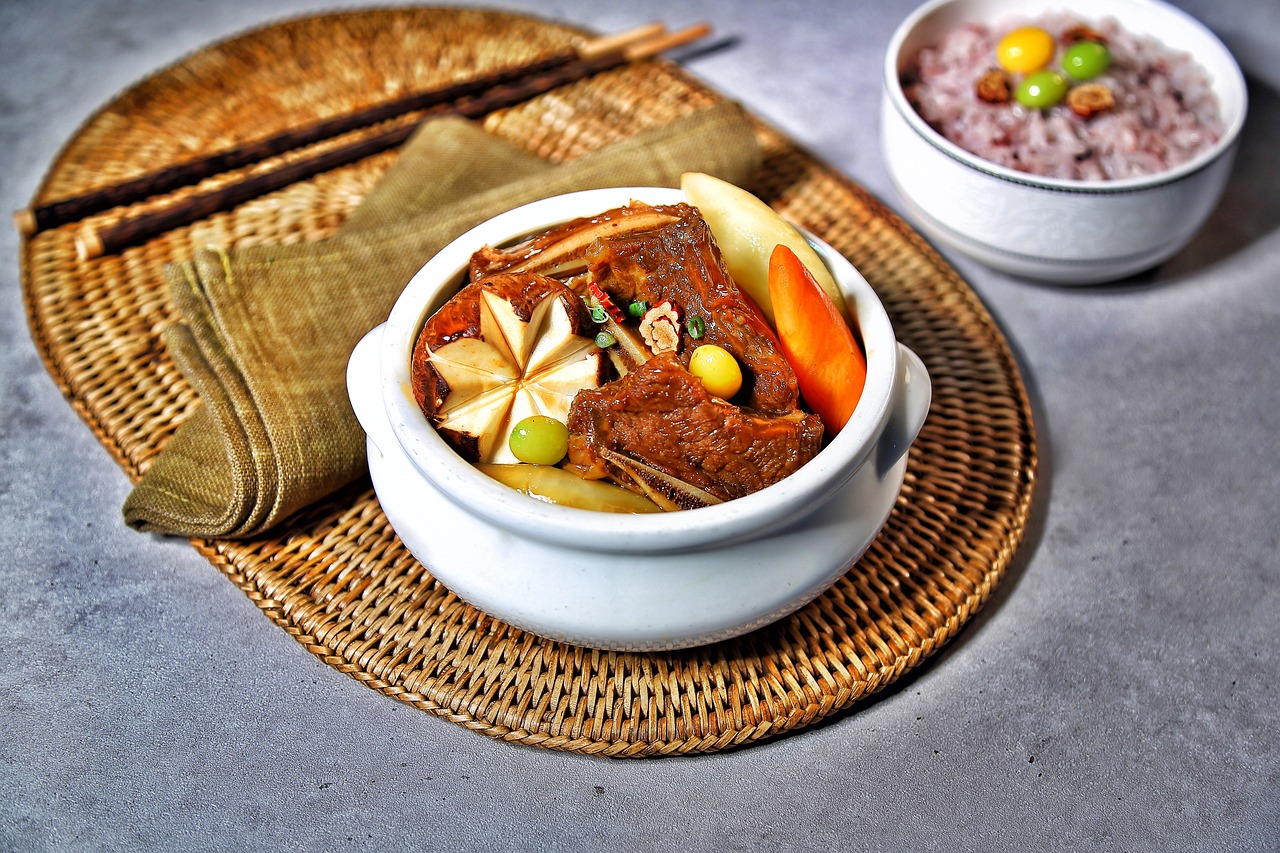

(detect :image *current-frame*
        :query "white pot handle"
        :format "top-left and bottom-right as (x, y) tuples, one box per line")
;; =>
(877, 343), (932, 478)
(346, 323), (396, 457)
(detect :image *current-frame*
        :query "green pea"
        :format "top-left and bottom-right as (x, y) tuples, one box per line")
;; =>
(1015, 70), (1069, 109)
(1062, 41), (1111, 80)
(509, 415), (569, 466)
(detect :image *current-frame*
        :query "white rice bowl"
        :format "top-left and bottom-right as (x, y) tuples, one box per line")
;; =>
(880, 0), (1247, 283)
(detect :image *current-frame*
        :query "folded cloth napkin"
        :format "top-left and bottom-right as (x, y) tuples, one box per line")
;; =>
(123, 102), (763, 539)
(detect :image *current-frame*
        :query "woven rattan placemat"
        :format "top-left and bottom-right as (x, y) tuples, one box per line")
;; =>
(20, 7), (1036, 756)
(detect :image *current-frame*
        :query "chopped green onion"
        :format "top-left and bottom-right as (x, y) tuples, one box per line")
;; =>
(594, 331), (617, 348)
(589, 306), (609, 324)
(627, 300), (650, 318)
(686, 315), (706, 339)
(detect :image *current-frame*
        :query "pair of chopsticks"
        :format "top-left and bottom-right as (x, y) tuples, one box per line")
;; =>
(13, 21), (711, 260)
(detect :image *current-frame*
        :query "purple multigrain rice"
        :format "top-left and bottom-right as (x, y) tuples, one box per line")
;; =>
(902, 13), (1223, 180)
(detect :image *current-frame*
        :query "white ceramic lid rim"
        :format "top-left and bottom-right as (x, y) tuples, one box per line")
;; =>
(883, 0), (1249, 194)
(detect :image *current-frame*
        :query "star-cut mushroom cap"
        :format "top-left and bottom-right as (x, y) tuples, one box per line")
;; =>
(411, 273), (606, 464)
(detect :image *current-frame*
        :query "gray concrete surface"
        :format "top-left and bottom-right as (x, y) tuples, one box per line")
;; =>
(2, 0), (1277, 849)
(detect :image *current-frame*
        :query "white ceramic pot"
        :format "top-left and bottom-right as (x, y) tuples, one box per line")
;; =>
(881, 0), (1248, 283)
(347, 187), (931, 650)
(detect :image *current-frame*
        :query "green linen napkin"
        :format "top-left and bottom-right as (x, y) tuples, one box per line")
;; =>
(123, 102), (763, 539)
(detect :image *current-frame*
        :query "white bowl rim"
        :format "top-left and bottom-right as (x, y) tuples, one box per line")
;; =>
(375, 186), (904, 554)
(883, 0), (1249, 194)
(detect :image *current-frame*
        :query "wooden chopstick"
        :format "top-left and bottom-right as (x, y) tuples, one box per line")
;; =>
(73, 22), (711, 261)
(11, 21), (668, 239)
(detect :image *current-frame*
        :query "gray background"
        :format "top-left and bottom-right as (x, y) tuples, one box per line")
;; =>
(2, 0), (1277, 849)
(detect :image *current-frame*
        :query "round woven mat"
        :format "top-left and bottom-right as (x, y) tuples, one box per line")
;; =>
(21, 7), (1036, 756)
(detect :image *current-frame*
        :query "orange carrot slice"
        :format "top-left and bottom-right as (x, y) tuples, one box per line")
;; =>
(768, 244), (867, 435)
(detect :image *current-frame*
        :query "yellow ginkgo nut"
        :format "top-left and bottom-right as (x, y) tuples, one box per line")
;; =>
(997, 26), (1055, 74)
(688, 345), (743, 400)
